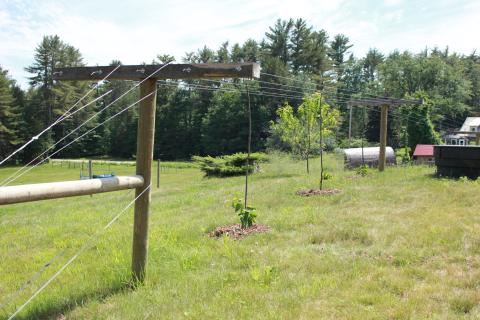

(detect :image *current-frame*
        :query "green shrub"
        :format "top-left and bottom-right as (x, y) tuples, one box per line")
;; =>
(192, 153), (268, 177)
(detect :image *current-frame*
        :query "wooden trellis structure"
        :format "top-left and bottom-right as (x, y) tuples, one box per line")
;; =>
(0, 63), (260, 283)
(347, 98), (423, 171)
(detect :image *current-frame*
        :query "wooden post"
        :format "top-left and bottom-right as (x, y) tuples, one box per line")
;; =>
(157, 159), (160, 189)
(88, 160), (93, 179)
(476, 133), (480, 146)
(379, 105), (389, 172)
(348, 105), (353, 147)
(132, 78), (157, 283)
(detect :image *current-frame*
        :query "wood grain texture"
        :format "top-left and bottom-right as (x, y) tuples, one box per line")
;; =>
(0, 175), (144, 205)
(53, 63), (260, 81)
(131, 79), (157, 283)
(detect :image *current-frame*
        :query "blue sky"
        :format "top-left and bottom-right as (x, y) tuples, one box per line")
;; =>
(0, 0), (479, 87)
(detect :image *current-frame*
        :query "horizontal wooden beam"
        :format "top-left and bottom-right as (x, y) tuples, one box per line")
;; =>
(347, 98), (423, 107)
(0, 175), (144, 206)
(53, 63), (260, 81)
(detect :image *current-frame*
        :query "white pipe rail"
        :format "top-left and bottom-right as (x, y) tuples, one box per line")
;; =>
(0, 175), (144, 205)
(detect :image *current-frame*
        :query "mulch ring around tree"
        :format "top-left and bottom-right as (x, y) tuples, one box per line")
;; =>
(208, 224), (270, 239)
(296, 188), (342, 197)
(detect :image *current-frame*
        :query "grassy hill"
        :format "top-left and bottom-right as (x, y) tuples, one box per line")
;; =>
(1, 154), (479, 319)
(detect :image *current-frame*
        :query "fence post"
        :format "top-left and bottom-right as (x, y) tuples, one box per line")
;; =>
(379, 105), (388, 172)
(88, 160), (93, 179)
(348, 105), (353, 147)
(132, 78), (157, 283)
(157, 159), (160, 189)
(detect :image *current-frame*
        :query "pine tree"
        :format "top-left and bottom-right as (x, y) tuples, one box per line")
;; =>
(264, 18), (294, 64)
(25, 35), (90, 160)
(290, 18), (312, 73)
(0, 67), (22, 162)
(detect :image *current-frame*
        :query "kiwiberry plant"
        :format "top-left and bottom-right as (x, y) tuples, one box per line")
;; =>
(232, 197), (257, 229)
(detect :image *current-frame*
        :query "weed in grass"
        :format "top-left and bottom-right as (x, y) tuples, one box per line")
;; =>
(450, 296), (476, 314)
(250, 265), (278, 286)
(355, 164), (369, 176)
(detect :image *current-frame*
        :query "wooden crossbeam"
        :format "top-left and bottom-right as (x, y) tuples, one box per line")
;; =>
(0, 175), (144, 206)
(53, 63), (260, 81)
(347, 98), (423, 107)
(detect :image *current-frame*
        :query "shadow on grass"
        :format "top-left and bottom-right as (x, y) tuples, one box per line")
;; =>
(11, 281), (133, 320)
(254, 173), (300, 180)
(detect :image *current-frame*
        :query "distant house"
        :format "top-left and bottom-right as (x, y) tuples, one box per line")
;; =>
(444, 117), (480, 145)
(413, 144), (434, 165)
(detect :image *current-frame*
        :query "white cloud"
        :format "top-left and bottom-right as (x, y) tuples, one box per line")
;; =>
(384, 0), (403, 6)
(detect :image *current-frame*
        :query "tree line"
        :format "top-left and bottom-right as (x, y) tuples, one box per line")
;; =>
(0, 18), (479, 162)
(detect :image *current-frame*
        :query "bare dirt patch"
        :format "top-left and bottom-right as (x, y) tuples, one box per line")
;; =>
(208, 224), (270, 239)
(296, 188), (342, 197)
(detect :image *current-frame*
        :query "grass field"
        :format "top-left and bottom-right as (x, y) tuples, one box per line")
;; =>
(1, 154), (479, 319)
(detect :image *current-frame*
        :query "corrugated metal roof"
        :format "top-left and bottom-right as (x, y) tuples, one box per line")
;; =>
(460, 117), (480, 132)
(413, 144), (434, 157)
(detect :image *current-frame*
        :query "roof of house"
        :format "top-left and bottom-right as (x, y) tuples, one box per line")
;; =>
(460, 117), (480, 132)
(413, 144), (434, 157)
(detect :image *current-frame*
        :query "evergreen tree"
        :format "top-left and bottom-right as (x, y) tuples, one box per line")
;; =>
(306, 30), (331, 84)
(329, 34), (353, 77)
(242, 39), (259, 62)
(200, 82), (268, 156)
(363, 48), (384, 82)
(264, 18), (294, 64)
(24, 35), (90, 160)
(290, 18), (312, 73)
(216, 42), (230, 63)
(0, 67), (23, 161)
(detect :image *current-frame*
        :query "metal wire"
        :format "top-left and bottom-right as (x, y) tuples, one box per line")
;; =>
(1, 91), (156, 187)
(1, 62), (173, 187)
(0, 65), (121, 166)
(7, 185), (151, 320)
(0, 187), (135, 313)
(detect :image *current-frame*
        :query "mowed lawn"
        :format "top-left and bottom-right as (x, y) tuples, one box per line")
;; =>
(1, 154), (479, 319)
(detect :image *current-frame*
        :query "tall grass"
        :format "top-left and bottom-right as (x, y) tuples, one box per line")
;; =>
(1, 154), (479, 319)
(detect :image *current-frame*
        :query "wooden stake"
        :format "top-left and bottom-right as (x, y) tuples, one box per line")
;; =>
(88, 160), (93, 179)
(132, 78), (157, 283)
(379, 105), (389, 172)
(157, 159), (160, 189)
(348, 105), (353, 147)
(476, 133), (480, 146)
